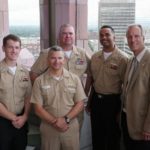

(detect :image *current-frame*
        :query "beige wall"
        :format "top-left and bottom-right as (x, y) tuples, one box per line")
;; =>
(0, 0), (9, 60)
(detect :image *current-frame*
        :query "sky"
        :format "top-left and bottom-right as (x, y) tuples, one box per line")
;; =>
(88, 0), (150, 28)
(9, 0), (150, 27)
(88, 0), (99, 29)
(9, 0), (40, 26)
(135, 0), (150, 25)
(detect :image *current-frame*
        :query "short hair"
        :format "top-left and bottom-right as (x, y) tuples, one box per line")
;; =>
(99, 25), (115, 33)
(126, 24), (144, 36)
(3, 34), (21, 47)
(59, 24), (75, 35)
(48, 45), (64, 57)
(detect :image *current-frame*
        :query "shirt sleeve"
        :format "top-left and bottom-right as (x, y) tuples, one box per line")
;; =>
(74, 75), (87, 102)
(30, 77), (43, 105)
(31, 52), (49, 75)
(25, 72), (32, 97)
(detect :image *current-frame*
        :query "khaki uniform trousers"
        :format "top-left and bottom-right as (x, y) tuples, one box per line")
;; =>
(40, 119), (79, 150)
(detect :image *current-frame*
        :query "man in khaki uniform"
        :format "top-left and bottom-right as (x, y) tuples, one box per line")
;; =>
(0, 34), (31, 150)
(30, 24), (89, 81)
(31, 46), (86, 150)
(85, 25), (128, 150)
(30, 24), (90, 128)
(31, 45), (89, 81)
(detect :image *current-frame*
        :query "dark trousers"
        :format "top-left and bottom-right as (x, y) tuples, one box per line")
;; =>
(121, 111), (150, 150)
(0, 116), (28, 150)
(90, 91), (121, 150)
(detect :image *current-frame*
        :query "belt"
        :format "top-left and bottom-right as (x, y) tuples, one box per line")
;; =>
(95, 92), (120, 99)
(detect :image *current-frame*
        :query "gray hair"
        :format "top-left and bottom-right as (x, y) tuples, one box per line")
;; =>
(59, 24), (75, 35)
(48, 45), (64, 57)
(126, 24), (144, 36)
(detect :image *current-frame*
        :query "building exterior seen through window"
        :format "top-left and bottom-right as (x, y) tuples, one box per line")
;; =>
(8, 0), (40, 70)
(8, 0), (150, 69)
(88, 0), (150, 55)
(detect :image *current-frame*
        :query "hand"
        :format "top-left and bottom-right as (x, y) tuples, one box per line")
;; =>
(12, 115), (27, 129)
(53, 117), (69, 132)
(143, 131), (150, 141)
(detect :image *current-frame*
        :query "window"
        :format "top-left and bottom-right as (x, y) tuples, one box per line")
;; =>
(8, 0), (40, 69)
(88, 0), (150, 53)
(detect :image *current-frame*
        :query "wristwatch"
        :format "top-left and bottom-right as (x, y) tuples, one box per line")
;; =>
(64, 116), (70, 124)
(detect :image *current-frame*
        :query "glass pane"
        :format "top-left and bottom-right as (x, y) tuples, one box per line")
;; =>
(8, 0), (40, 70)
(88, 0), (150, 54)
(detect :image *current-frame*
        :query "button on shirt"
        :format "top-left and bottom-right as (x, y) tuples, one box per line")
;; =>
(31, 68), (86, 117)
(0, 60), (32, 114)
(90, 47), (128, 94)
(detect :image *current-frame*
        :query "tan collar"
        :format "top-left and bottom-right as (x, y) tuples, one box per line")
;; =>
(45, 68), (70, 79)
(0, 59), (24, 72)
(72, 45), (80, 55)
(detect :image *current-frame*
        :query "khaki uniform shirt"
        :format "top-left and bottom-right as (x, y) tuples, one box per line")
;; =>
(31, 68), (86, 117)
(0, 60), (32, 114)
(90, 47), (128, 94)
(31, 45), (89, 78)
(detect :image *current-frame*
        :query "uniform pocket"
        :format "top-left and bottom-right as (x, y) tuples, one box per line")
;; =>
(75, 64), (87, 70)
(107, 63), (118, 76)
(64, 87), (76, 101)
(41, 85), (55, 105)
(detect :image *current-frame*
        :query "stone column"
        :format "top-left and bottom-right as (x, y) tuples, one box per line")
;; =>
(76, 0), (88, 48)
(50, 0), (88, 49)
(40, 0), (50, 49)
(40, 0), (88, 49)
(0, 0), (9, 60)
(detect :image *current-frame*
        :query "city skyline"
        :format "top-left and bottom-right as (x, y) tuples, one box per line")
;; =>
(8, 0), (150, 28)
(98, 0), (135, 51)
(88, 0), (150, 29)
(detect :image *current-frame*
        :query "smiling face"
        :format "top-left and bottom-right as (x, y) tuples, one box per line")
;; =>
(48, 50), (65, 71)
(99, 27), (115, 51)
(126, 25), (145, 56)
(3, 39), (21, 62)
